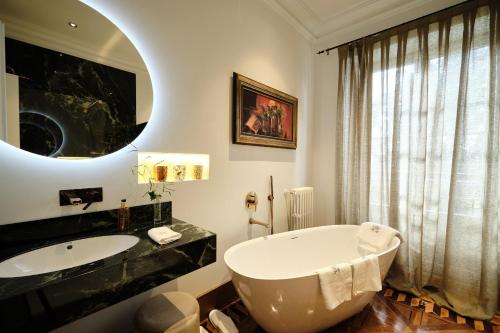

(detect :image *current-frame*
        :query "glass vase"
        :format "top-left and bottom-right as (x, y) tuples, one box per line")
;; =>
(271, 114), (280, 136)
(154, 197), (162, 226)
(277, 115), (282, 137)
(262, 116), (270, 135)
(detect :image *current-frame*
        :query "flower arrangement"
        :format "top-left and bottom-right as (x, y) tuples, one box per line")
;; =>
(132, 157), (174, 225)
(259, 100), (283, 137)
(132, 156), (173, 202)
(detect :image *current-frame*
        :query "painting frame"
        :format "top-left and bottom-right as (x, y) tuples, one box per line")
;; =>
(232, 72), (298, 149)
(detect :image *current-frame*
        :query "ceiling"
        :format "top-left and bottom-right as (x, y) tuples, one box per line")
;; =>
(0, 0), (467, 60)
(272, 0), (466, 50)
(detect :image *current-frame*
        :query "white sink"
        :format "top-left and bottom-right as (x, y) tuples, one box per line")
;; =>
(0, 235), (139, 278)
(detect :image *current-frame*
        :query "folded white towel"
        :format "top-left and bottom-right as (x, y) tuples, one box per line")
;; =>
(147, 226), (181, 245)
(317, 263), (352, 310)
(352, 254), (382, 296)
(357, 222), (399, 250)
(357, 243), (378, 256)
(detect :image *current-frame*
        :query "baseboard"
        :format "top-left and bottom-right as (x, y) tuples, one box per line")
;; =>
(197, 281), (239, 321)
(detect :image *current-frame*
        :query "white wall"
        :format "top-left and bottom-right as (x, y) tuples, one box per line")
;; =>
(0, 0), (314, 332)
(311, 51), (338, 226)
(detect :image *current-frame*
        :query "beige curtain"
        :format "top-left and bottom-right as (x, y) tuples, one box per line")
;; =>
(336, 1), (499, 319)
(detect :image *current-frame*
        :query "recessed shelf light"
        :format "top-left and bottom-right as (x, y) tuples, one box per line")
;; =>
(68, 22), (78, 28)
(137, 153), (210, 183)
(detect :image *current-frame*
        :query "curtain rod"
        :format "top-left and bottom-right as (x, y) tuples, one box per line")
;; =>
(316, 0), (477, 55)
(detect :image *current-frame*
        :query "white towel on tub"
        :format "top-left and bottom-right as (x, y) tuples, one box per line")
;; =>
(317, 263), (352, 310)
(357, 222), (400, 250)
(351, 254), (382, 296)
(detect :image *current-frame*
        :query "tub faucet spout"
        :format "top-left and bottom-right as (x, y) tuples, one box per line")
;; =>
(249, 218), (270, 229)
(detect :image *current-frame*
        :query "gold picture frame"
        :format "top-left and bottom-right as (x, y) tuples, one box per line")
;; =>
(233, 73), (298, 149)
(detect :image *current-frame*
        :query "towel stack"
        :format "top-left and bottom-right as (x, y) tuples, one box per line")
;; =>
(317, 223), (401, 310)
(148, 226), (181, 245)
(357, 222), (400, 252)
(317, 254), (382, 310)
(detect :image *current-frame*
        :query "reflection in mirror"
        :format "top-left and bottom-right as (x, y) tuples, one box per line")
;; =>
(0, 0), (153, 159)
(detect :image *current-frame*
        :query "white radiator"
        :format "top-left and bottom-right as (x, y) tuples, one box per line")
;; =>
(285, 187), (313, 231)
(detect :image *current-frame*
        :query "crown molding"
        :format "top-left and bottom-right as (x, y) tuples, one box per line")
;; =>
(263, 0), (466, 52)
(261, 0), (316, 42)
(1, 16), (147, 74)
(316, 0), (378, 25)
(314, 0), (465, 51)
(294, 0), (321, 23)
(315, 0), (433, 38)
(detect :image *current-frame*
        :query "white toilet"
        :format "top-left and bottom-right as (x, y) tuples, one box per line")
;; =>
(134, 291), (200, 333)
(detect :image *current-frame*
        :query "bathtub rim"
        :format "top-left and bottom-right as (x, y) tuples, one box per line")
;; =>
(224, 224), (400, 282)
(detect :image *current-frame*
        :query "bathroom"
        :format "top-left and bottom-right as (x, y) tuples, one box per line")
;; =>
(0, 0), (498, 332)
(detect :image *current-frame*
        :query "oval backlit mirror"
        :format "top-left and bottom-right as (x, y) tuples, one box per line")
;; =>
(0, 0), (152, 159)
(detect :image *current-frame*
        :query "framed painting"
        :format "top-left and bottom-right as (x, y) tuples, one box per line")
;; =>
(232, 73), (298, 149)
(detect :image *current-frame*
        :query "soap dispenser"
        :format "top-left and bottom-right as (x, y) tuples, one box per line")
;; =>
(118, 199), (130, 231)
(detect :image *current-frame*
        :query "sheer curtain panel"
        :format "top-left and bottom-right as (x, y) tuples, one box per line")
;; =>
(335, 0), (499, 319)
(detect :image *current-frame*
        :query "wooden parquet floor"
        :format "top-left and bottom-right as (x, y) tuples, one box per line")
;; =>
(201, 288), (500, 333)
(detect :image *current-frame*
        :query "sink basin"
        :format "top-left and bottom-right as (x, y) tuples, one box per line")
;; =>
(0, 235), (139, 278)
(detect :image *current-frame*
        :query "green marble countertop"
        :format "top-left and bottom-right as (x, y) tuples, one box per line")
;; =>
(0, 218), (216, 332)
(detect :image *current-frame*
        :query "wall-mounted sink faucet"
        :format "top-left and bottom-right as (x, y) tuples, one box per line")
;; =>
(59, 187), (103, 210)
(82, 190), (102, 210)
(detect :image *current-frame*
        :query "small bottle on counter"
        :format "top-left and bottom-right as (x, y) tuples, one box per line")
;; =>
(118, 199), (130, 231)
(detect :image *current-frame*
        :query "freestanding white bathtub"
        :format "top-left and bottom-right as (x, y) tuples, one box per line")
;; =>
(224, 225), (400, 333)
